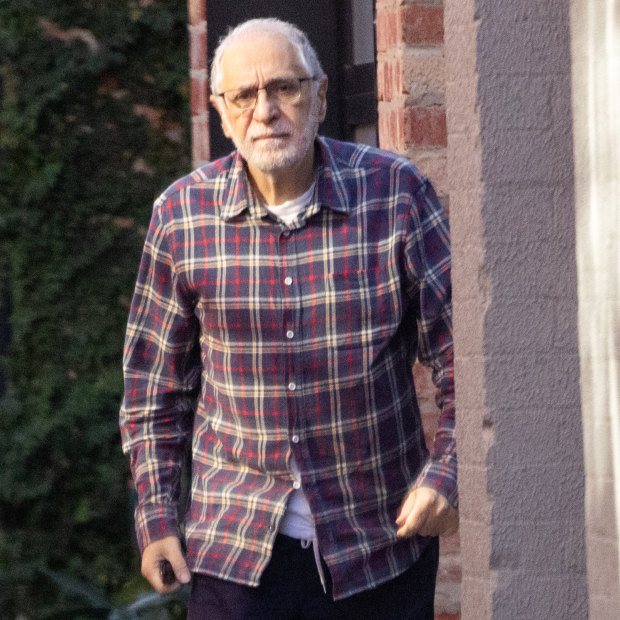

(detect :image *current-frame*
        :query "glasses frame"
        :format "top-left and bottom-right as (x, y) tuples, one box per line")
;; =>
(216, 77), (317, 111)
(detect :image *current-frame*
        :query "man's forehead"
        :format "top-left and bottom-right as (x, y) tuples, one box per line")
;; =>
(219, 31), (306, 84)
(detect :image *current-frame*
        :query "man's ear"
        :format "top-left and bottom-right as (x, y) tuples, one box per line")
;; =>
(210, 95), (232, 139)
(316, 76), (328, 122)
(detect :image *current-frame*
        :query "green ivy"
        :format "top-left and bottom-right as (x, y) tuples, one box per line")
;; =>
(0, 1), (191, 616)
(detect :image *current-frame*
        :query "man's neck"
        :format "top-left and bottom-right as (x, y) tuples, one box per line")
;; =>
(246, 147), (315, 205)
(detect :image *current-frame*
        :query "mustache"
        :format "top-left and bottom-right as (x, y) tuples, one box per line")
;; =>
(247, 123), (293, 140)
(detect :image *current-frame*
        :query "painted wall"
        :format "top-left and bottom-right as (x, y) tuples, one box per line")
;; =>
(572, 1), (620, 617)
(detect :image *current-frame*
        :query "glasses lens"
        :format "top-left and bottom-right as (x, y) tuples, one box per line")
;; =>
(269, 79), (302, 103)
(226, 86), (257, 110)
(224, 79), (306, 110)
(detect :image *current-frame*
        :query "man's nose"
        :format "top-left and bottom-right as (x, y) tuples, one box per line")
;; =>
(252, 88), (280, 123)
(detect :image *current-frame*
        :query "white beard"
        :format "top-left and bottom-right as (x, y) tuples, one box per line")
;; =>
(224, 99), (321, 173)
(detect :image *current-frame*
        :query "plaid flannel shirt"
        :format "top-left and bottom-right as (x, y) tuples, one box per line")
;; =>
(120, 137), (456, 600)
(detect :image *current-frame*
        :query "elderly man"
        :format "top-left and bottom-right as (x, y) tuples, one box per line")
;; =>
(120, 17), (457, 620)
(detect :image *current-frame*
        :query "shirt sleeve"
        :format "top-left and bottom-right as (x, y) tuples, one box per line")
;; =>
(404, 176), (458, 508)
(119, 200), (200, 552)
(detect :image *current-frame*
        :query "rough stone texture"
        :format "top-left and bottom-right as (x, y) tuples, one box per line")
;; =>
(444, 0), (490, 617)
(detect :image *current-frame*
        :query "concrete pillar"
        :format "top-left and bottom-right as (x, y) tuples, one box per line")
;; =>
(446, 0), (588, 617)
(444, 0), (490, 615)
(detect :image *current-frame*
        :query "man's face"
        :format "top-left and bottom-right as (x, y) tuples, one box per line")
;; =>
(211, 31), (327, 175)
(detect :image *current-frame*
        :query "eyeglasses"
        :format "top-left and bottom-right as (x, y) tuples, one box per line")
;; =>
(217, 77), (316, 111)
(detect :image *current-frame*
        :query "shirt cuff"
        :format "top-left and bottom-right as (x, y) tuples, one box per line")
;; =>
(134, 501), (181, 554)
(415, 458), (459, 508)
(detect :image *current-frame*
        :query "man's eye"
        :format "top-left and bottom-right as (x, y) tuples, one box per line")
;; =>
(231, 88), (256, 104)
(275, 80), (297, 95)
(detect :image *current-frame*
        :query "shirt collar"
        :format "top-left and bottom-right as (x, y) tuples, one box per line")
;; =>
(218, 137), (351, 222)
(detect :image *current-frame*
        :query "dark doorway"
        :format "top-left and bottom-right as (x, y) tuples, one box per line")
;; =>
(206, 0), (377, 159)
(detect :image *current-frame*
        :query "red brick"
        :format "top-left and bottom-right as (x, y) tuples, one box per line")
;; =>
(376, 11), (387, 53)
(188, 0), (206, 26)
(405, 106), (447, 147)
(189, 24), (207, 71)
(376, 8), (399, 52)
(384, 62), (394, 101)
(389, 108), (398, 148)
(377, 61), (388, 102)
(401, 5), (444, 46)
(440, 530), (461, 555)
(377, 62), (384, 101)
(394, 56), (403, 96)
(378, 106), (390, 149)
(191, 114), (210, 165)
(190, 73), (209, 116)
(379, 102), (407, 153)
(379, 58), (404, 103)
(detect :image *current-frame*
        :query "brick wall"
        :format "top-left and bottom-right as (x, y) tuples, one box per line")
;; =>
(376, 0), (447, 195)
(188, 0), (210, 166)
(376, 2), (460, 618)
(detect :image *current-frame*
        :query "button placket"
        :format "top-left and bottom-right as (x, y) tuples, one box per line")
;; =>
(282, 231), (307, 482)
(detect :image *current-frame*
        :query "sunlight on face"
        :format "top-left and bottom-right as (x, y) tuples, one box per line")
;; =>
(215, 31), (325, 174)
(220, 95), (322, 173)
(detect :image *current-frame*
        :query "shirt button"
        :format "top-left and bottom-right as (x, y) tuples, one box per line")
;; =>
(284, 276), (293, 286)
(293, 481), (301, 490)
(291, 434), (300, 444)
(286, 330), (294, 339)
(283, 229), (291, 237)
(288, 382), (296, 391)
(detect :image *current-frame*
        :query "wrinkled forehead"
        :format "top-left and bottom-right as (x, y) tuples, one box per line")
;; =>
(218, 31), (309, 89)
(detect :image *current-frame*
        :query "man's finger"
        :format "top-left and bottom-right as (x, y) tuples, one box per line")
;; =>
(396, 487), (458, 538)
(396, 488), (428, 537)
(141, 536), (190, 593)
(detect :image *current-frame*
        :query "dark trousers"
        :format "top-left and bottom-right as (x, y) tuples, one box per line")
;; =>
(188, 534), (439, 620)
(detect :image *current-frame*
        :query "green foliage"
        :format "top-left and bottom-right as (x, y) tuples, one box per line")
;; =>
(40, 569), (189, 619)
(0, 0), (191, 616)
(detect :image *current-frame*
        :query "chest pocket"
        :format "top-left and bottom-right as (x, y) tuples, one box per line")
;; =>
(319, 265), (404, 350)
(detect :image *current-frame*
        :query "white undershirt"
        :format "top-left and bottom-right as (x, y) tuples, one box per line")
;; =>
(262, 182), (327, 590)
(263, 182), (315, 225)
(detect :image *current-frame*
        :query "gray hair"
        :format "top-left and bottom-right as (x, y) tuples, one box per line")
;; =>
(210, 18), (325, 95)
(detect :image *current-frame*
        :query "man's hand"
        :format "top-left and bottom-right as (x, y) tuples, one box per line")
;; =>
(141, 536), (191, 593)
(395, 486), (458, 538)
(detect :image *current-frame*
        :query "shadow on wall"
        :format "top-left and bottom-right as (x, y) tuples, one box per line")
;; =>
(573, 0), (620, 608)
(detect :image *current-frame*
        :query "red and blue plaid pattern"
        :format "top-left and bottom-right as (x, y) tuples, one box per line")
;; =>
(120, 137), (455, 600)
